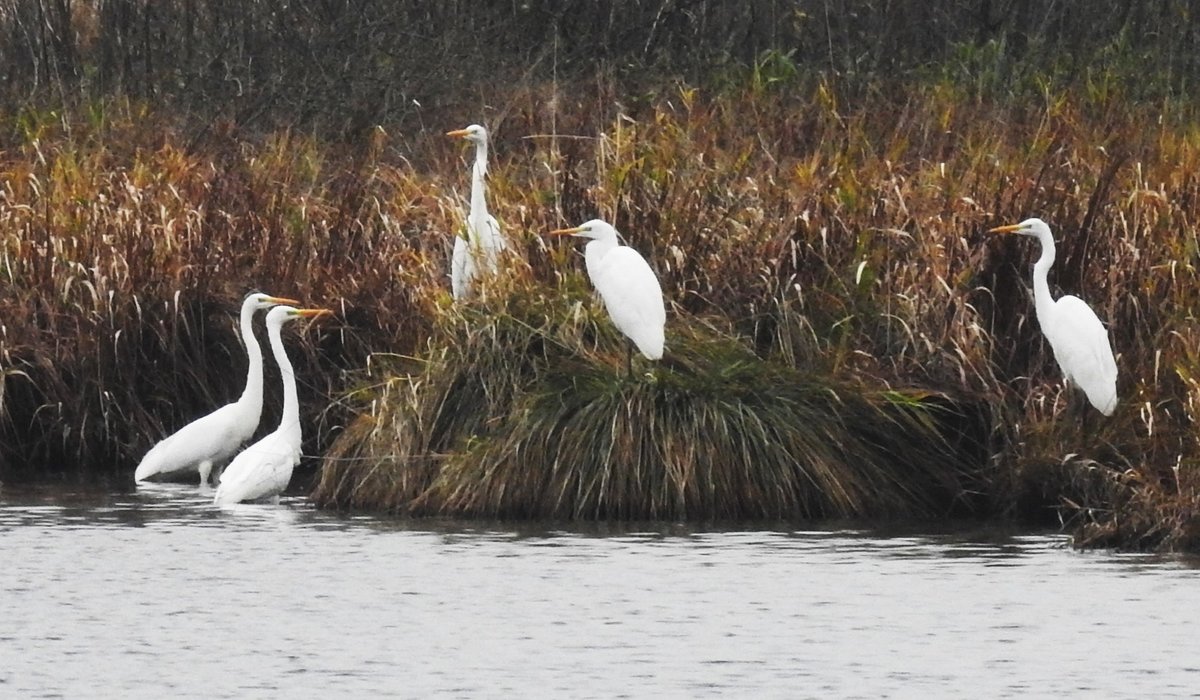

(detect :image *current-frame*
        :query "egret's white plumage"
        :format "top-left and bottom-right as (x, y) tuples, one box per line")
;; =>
(990, 217), (1118, 415)
(551, 219), (666, 364)
(134, 292), (299, 485)
(447, 124), (506, 299)
(214, 306), (331, 506)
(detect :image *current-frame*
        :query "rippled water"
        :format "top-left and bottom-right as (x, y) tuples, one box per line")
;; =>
(1, 483), (1197, 698)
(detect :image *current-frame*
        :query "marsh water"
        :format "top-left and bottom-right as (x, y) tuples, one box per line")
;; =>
(2, 483), (1197, 698)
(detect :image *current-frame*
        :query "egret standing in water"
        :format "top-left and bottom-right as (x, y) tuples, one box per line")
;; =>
(214, 306), (332, 506)
(989, 217), (1118, 416)
(446, 123), (506, 300)
(550, 219), (665, 375)
(134, 292), (299, 485)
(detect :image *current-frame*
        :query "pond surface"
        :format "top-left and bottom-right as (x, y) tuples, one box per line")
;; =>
(1, 483), (1197, 698)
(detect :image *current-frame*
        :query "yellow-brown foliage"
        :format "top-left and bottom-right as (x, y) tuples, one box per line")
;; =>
(4, 78), (1200, 548)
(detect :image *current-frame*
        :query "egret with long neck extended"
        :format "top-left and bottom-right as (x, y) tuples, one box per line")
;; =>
(990, 217), (1118, 416)
(214, 306), (331, 505)
(134, 292), (299, 485)
(446, 123), (506, 299)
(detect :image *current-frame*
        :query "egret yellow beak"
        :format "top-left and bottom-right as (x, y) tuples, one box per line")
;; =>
(294, 308), (333, 319)
(266, 296), (302, 306)
(549, 226), (584, 236)
(988, 224), (1023, 235)
(446, 128), (471, 138)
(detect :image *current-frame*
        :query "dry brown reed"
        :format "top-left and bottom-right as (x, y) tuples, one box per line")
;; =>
(5, 67), (1200, 548)
(0, 103), (445, 473)
(314, 76), (1200, 545)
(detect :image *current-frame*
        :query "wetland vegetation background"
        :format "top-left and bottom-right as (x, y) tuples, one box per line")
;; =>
(3, 0), (1200, 550)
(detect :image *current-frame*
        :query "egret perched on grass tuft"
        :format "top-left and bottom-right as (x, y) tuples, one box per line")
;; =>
(989, 217), (1118, 416)
(446, 123), (506, 300)
(550, 218), (666, 376)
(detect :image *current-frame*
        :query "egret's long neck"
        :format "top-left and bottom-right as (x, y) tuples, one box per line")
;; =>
(585, 236), (618, 259)
(238, 303), (265, 416)
(469, 141), (489, 222)
(1031, 230), (1056, 322)
(583, 236), (618, 282)
(267, 320), (300, 435)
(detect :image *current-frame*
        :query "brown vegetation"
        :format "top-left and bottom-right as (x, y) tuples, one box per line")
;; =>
(312, 282), (989, 520)
(4, 2), (1200, 548)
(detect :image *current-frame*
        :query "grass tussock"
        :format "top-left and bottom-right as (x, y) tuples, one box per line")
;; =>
(313, 277), (987, 519)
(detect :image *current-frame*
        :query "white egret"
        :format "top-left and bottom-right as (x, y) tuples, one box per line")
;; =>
(990, 217), (1118, 416)
(446, 123), (506, 299)
(134, 292), (300, 485)
(550, 219), (666, 375)
(214, 306), (331, 506)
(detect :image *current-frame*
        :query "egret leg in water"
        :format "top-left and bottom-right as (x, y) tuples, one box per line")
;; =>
(133, 293), (300, 486)
(214, 307), (333, 506)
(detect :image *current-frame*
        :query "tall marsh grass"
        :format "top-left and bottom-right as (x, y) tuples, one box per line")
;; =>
(3, 72), (1200, 548)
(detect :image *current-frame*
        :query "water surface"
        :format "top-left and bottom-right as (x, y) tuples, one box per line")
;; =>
(1, 483), (1196, 698)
